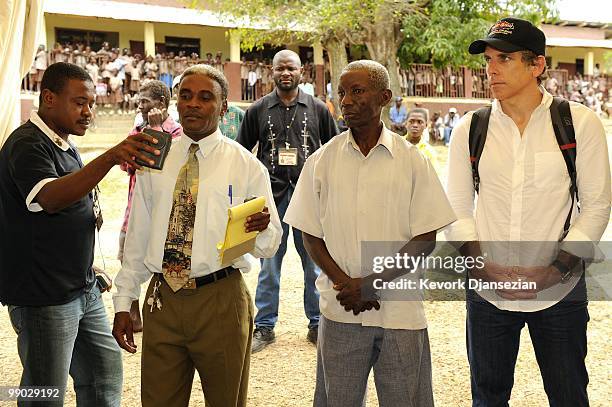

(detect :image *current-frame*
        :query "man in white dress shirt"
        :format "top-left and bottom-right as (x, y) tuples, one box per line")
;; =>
(112, 64), (282, 407)
(446, 18), (611, 406)
(285, 60), (456, 406)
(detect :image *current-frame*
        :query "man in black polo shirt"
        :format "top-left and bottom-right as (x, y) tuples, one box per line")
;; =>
(0, 62), (159, 406)
(237, 50), (338, 352)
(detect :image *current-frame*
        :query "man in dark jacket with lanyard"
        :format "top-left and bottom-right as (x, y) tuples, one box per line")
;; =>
(237, 49), (338, 352)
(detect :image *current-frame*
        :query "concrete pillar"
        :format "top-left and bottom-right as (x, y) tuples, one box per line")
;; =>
(585, 51), (594, 76)
(229, 30), (241, 63)
(224, 62), (242, 102)
(313, 42), (324, 96)
(144, 22), (155, 57)
(314, 64), (324, 97)
(313, 42), (324, 65)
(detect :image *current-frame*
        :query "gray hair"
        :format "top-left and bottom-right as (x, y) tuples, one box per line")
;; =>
(179, 64), (228, 101)
(139, 80), (171, 108)
(341, 60), (390, 91)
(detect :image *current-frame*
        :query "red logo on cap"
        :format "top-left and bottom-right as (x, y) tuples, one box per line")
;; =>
(490, 21), (514, 35)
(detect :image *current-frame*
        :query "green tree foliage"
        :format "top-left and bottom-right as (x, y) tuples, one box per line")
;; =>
(400, 0), (558, 69)
(190, 0), (557, 104)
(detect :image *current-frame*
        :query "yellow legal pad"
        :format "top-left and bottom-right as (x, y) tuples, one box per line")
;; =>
(217, 196), (266, 266)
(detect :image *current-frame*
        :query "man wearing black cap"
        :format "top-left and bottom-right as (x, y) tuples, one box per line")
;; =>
(445, 17), (610, 406)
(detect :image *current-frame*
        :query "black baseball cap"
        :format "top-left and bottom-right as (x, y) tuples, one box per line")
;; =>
(469, 17), (546, 56)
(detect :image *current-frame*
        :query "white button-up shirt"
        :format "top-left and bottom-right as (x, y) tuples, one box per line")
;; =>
(113, 129), (282, 313)
(284, 125), (456, 329)
(445, 88), (611, 312)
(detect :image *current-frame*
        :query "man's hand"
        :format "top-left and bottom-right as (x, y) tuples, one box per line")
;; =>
(496, 265), (563, 300)
(147, 107), (166, 128)
(469, 261), (509, 281)
(334, 277), (380, 315)
(469, 261), (523, 300)
(245, 206), (270, 233)
(112, 312), (137, 353)
(105, 132), (161, 170)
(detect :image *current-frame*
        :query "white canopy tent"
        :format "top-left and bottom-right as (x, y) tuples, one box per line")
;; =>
(0, 0), (45, 147)
(43, 0), (269, 29)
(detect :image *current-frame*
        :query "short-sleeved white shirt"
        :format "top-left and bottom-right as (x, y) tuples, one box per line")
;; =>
(285, 125), (456, 329)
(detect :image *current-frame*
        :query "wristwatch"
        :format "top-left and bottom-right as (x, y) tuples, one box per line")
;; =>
(551, 259), (572, 283)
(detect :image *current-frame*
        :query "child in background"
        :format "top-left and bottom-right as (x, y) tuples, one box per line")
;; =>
(85, 57), (100, 85)
(33, 45), (48, 93)
(141, 70), (156, 87)
(128, 59), (141, 96)
(108, 69), (124, 114)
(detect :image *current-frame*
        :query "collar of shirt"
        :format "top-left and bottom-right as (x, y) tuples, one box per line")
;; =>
(177, 127), (223, 159)
(491, 85), (552, 118)
(345, 123), (395, 158)
(266, 88), (309, 109)
(30, 111), (70, 151)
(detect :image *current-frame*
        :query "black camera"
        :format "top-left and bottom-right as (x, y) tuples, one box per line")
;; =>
(135, 128), (173, 170)
(92, 266), (112, 293)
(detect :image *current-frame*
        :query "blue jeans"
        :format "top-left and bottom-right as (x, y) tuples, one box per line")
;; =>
(466, 287), (589, 407)
(8, 284), (123, 406)
(159, 73), (173, 92)
(444, 127), (453, 145)
(255, 186), (320, 330)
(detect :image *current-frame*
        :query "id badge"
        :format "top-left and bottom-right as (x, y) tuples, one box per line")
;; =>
(95, 212), (104, 232)
(278, 148), (298, 166)
(92, 187), (104, 231)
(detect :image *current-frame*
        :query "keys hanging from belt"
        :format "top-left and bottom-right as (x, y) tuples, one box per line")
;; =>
(147, 280), (163, 313)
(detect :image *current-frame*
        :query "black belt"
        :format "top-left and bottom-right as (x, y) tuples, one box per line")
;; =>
(160, 266), (237, 290)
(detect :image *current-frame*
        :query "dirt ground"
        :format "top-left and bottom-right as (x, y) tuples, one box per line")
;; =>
(1, 127), (611, 406)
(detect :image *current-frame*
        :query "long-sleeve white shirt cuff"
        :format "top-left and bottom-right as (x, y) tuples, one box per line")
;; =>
(113, 296), (135, 314)
(561, 227), (605, 262)
(443, 217), (478, 243)
(251, 224), (281, 258)
(112, 266), (151, 313)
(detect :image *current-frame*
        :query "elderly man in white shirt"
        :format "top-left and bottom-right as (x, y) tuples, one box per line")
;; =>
(112, 64), (282, 407)
(285, 60), (456, 407)
(446, 18), (611, 407)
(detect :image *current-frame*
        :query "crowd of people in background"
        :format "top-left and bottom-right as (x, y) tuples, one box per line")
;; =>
(388, 97), (463, 146)
(21, 42), (610, 119)
(545, 66), (609, 117)
(22, 42), (228, 114)
(240, 55), (318, 101)
(399, 66), (467, 98)
(22, 42), (321, 112)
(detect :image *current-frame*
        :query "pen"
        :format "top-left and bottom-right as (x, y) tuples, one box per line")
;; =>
(228, 184), (233, 205)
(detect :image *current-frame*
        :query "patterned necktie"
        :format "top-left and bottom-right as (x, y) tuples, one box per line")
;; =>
(163, 144), (200, 292)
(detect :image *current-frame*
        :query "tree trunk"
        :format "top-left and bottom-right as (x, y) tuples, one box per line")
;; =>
(365, 39), (402, 99)
(363, 7), (404, 127)
(323, 37), (348, 118)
